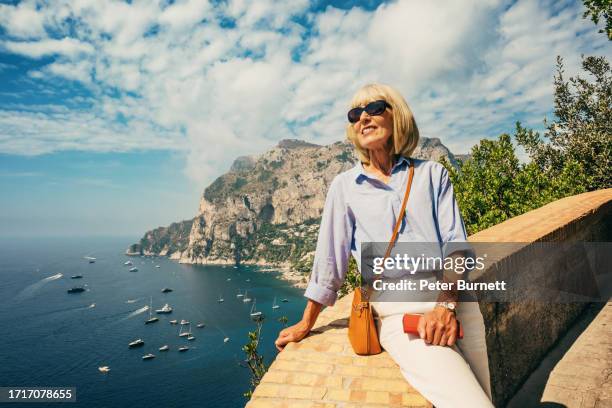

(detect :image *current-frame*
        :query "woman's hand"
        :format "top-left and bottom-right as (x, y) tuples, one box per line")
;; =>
(417, 306), (458, 347)
(274, 320), (310, 352)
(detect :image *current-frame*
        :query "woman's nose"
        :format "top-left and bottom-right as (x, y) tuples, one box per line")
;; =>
(359, 110), (371, 122)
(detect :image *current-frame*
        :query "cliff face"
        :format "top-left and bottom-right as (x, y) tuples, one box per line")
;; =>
(129, 137), (458, 271)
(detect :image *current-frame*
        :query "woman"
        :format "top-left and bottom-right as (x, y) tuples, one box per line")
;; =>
(274, 83), (493, 408)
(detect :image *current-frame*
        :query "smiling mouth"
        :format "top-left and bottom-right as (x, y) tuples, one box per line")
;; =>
(362, 126), (376, 135)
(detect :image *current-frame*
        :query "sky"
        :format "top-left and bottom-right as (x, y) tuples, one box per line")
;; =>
(0, 0), (609, 238)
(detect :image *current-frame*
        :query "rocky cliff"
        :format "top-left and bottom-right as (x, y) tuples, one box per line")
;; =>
(128, 137), (459, 281)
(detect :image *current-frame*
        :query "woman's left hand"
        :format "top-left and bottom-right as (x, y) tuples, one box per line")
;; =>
(418, 306), (458, 347)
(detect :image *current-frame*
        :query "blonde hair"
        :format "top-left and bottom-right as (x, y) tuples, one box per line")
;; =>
(346, 83), (419, 164)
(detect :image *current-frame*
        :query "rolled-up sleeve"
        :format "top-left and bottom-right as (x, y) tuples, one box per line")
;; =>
(436, 167), (474, 259)
(304, 176), (354, 307)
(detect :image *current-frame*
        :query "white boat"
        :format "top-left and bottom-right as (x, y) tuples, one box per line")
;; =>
(250, 299), (262, 317)
(246, 279), (250, 282)
(155, 265), (160, 268)
(129, 267), (138, 272)
(233, 265), (238, 269)
(159, 345), (169, 352)
(226, 278), (231, 281)
(155, 303), (173, 314)
(187, 335), (195, 341)
(236, 289), (244, 298)
(128, 339), (144, 348)
(145, 297), (159, 324)
(196, 323), (205, 328)
(272, 296), (280, 309)
(243, 290), (252, 303)
(180, 319), (189, 325)
(85, 256), (96, 264)
(142, 353), (155, 360)
(178, 346), (189, 352)
(218, 294), (224, 303)
(124, 261), (132, 266)
(179, 322), (192, 338)
(223, 337), (230, 343)
(98, 366), (110, 373)
(169, 319), (178, 325)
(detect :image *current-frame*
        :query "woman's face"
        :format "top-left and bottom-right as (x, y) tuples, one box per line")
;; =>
(352, 101), (393, 152)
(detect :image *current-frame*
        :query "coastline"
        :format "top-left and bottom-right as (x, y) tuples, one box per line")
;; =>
(126, 250), (308, 289)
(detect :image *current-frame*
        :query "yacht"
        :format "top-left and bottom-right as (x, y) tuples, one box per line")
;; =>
(196, 323), (205, 328)
(242, 290), (252, 303)
(71, 275), (83, 279)
(161, 288), (173, 293)
(67, 287), (85, 294)
(178, 346), (189, 352)
(250, 300), (262, 318)
(124, 261), (133, 266)
(155, 265), (161, 268)
(236, 289), (244, 298)
(145, 297), (159, 324)
(272, 297), (280, 310)
(281, 299), (289, 303)
(85, 256), (96, 264)
(98, 366), (110, 373)
(180, 319), (189, 325)
(179, 323), (191, 338)
(223, 337), (230, 343)
(159, 345), (169, 352)
(187, 335), (195, 341)
(142, 354), (155, 360)
(169, 319), (178, 325)
(129, 267), (138, 272)
(128, 339), (144, 348)
(155, 303), (173, 314)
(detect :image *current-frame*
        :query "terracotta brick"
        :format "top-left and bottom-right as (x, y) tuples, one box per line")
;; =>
(349, 390), (367, 403)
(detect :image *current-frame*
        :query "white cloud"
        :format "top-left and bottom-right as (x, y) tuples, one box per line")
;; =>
(0, 0), (609, 186)
(0, 1), (46, 39)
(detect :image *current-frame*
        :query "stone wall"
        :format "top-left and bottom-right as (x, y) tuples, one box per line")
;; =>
(247, 188), (612, 408)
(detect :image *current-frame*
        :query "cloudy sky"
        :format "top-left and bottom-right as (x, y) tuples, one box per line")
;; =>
(0, 0), (609, 237)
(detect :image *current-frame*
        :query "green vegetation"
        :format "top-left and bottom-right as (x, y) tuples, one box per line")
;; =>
(582, 0), (612, 39)
(241, 316), (267, 399)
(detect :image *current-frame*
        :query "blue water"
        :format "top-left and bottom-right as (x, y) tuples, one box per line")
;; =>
(0, 237), (306, 407)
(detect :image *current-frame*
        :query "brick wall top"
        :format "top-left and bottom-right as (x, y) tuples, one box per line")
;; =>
(246, 188), (612, 408)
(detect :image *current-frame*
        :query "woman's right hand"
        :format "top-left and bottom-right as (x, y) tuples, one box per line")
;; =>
(274, 320), (310, 352)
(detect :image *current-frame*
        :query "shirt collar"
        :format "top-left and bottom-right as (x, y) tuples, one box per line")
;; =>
(353, 155), (411, 182)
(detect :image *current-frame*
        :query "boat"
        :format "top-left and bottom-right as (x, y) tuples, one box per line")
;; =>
(155, 265), (160, 268)
(145, 297), (159, 324)
(233, 265), (238, 269)
(161, 288), (173, 293)
(169, 320), (178, 325)
(85, 256), (96, 264)
(124, 261), (132, 266)
(178, 346), (189, 352)
(226, 278), (231, 281)
(246, 279), (250, 282)
(129, 267), (138, 272)
(223, 337), (230, 343)
(242, 290), (252, 303)
(236, 289), (244, 298)
(142, 353), (155, 360)
(159, 345), (169, 352)
(67, 287), (85, 294)
(250, 299), (262, 318)
(71, 275), (83, 279)
(281, 299), (289, 303)
(196, 323), (205, 328)
(128, 339), (144, 348)
(272, 296), (280, 309)
(179, 322), (191, 338)
(187, 335), (195, 341)
(218, 294), (224, 303)
(98, 366), (110, 373)
(180, 319), (189, 325)
(155, 303), (173, 314)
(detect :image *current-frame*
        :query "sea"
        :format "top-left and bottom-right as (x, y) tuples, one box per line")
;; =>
(0, 237), (306, 408)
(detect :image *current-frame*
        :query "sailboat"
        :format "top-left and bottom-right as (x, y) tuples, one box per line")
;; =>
(272, 296), (280, 310)
(218, 294), (224, 303)
(236, 289), (244, 298)
(179, 322), (191, 337)
(242, 290), (252, 303)
(145, 297), (159, 324)
(250, 299), (262, 317)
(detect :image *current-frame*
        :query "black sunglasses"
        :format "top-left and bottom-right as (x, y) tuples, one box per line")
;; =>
(347, 100), (391, 123)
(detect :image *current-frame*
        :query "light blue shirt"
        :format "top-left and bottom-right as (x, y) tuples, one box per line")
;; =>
(303, 155), (471, 307)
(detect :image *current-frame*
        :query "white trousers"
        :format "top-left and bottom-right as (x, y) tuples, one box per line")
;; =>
(371, 300), (494, 408)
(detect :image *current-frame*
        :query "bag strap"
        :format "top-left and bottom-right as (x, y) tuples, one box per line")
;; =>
(361, 157), (415, 300)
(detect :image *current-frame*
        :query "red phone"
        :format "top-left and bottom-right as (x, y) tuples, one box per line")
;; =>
(402, 314), (464, 339)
